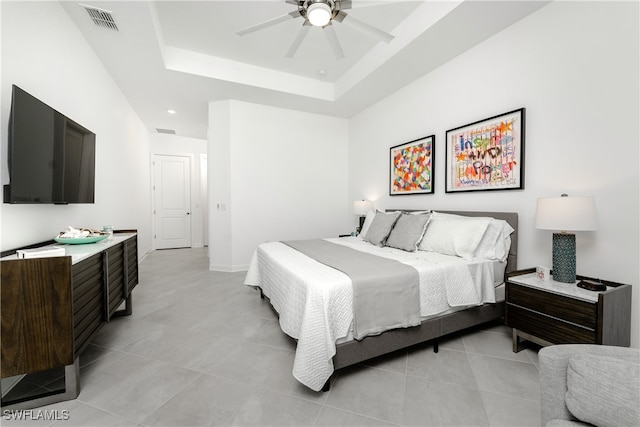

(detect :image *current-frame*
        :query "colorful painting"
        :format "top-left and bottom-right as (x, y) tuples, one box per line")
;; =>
(445, 108), (525, 193)
(390, 135), (435, 195)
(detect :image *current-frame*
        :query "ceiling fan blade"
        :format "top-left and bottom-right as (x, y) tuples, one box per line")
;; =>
(236, 11), (301, 36)
(323, 24), (345, 59)
(285, 23), (311, 58)
(285, 0), (300, 5)
(335, 11), (394, 43)
(339, 0), (394, 10)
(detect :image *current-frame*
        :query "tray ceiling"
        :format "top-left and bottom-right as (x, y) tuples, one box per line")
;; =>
(60, 1), (549, 139)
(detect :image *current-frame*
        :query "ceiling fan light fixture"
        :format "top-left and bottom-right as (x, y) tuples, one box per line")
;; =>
(307, 2), (332, 27)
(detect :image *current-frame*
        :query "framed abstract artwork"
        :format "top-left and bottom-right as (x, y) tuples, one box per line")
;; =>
(445, 108), (525, 193)
(390, 135), (435, 195)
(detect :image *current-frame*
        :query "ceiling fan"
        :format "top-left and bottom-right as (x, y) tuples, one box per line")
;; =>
(236, 0), (395, 59)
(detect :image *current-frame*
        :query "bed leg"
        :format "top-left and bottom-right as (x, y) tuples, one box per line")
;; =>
(259, 288), (264, 299)
(322, 378), (331, 392)
(433, 339), (439, 353)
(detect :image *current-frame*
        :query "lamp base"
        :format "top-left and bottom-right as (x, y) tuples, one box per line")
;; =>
(552, 232), (576, 283)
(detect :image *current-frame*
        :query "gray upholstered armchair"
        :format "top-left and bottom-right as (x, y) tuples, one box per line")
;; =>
(539, 344), (640, 426)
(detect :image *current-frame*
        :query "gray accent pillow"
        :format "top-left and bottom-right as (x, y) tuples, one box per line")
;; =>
(364, 211), (401, 246)
(385, 213), (431, 252)
(565, 354), (640, 427)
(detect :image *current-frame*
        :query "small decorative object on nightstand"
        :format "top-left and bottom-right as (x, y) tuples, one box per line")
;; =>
(505, 268), (631, 352)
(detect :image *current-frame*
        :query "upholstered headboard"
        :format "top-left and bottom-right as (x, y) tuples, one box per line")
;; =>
(387, 210), (518, 273)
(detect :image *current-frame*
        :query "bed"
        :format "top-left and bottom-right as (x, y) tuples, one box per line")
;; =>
(244, 210), (518, 391)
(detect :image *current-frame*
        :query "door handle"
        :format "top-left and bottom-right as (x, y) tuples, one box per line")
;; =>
(187, 212), (191, 215)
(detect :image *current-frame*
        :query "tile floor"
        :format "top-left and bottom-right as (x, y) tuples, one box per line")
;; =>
(2, 248), (542, 426)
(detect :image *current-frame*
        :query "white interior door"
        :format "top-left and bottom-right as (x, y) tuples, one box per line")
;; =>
(153, 155), (191, 249)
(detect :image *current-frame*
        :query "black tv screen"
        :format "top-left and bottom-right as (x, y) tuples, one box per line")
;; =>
(4, 85), (96, 204)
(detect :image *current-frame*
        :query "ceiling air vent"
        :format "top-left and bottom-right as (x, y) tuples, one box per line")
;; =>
(156, 128), (176, 135)
(81, 4), (119, 31)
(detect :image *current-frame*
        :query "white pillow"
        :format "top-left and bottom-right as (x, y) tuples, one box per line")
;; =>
(418, 212), (491, 259)
(474, 219), (514, 261)
(358, 210), (376, 239)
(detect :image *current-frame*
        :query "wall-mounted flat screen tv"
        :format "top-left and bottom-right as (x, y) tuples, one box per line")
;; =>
(4, 85), (96, 204)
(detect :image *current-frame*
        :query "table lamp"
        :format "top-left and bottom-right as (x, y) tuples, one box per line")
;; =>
(353, 200), (373, 232)
(535, 194), (597, 283)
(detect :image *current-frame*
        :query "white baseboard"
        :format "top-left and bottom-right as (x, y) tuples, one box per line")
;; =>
(208, 264), (248, 272)
(138, 250), (151, 264)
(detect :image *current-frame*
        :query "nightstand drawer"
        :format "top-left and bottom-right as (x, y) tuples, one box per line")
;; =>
(507, 283), (597, 329)
(507, 305), (597, 344)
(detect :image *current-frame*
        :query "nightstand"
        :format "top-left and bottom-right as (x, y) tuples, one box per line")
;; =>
(505, 268), (632, 352)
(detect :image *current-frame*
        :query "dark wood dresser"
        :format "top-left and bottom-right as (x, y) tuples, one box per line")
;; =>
(1, 231), (138, 409)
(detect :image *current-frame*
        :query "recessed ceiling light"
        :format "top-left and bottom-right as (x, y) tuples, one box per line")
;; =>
(167, 109), (176, 114)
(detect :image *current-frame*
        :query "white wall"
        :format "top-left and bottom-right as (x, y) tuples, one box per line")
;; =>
(208, 100), (350, 271)
(0, 2), (152, 256)
(208, 100), (233, 269)
(349, 1), (639, 347)
(149, 133), (207, 248)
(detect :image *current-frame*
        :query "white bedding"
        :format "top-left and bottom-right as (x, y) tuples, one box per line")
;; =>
(243, 236), (504, 391)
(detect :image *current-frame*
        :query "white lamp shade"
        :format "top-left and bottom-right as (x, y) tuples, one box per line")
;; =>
(535, 196), (598, 231)
(307, 2), (331, 26)
(353, 200), (373, 216)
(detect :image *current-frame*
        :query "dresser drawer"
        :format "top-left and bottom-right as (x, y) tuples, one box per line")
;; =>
(507, 305), (597, 344)
(507, 282), (597, 329)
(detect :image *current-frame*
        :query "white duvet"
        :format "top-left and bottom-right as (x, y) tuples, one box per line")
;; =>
(243, 237), (500, 391)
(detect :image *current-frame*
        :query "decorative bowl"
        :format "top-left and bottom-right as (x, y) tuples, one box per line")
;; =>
(54, 235), (108, 245)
